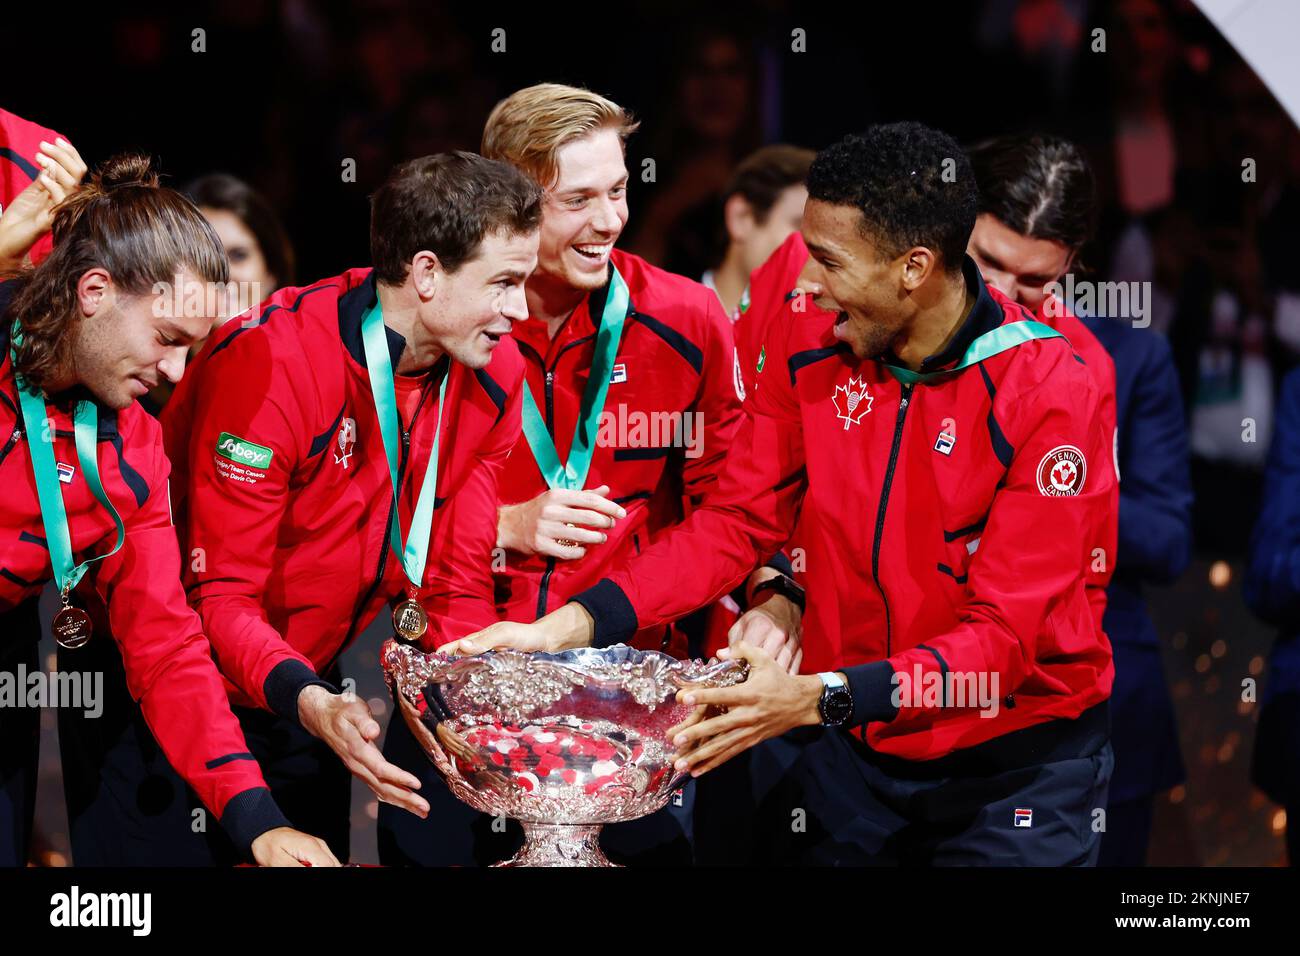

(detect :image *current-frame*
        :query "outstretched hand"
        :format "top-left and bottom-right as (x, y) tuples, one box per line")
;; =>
(666, 642), (824, 777)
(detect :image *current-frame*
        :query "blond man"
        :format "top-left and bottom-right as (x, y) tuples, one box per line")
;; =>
(380, 84), (803, 867)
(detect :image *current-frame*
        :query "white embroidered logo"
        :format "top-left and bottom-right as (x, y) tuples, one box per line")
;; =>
(832, 377), (873, 429)
(335, 417), (357, 469)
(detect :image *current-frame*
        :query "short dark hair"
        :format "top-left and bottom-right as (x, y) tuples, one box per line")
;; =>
(370, 151), (543, 284)
(185, 172), (296, 286)
(807, 122), (977, 270)
(968, 134), (1095, 250)
(725, 144), (816, 224)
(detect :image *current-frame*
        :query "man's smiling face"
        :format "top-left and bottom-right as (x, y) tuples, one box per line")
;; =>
(535, 127), (629, 292)
(801, 199), (909, 361)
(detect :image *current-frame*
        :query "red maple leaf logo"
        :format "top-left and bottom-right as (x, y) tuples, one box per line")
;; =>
(1051, 459), (1077, 490)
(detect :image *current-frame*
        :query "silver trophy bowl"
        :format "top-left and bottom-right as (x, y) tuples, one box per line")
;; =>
(383, 641), (747, 867)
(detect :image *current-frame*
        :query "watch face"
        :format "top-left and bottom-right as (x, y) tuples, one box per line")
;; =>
(821, 686), (853, 726)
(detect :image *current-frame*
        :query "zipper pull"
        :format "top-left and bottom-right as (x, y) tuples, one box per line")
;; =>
(401, 430), (410, 450)
(545, 371), (554, 388)
(900, 385), (912, 409)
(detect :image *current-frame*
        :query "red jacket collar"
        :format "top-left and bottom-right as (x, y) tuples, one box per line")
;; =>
(512, 253), (628, 364)
(881, 256), (1014, 374)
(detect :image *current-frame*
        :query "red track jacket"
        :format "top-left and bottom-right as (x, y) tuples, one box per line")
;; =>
(1035, 295), (1119, 631)
(162, 269), (521, 715)
(493, 250), (745, 646)
(574, 259), (1117, 761)
(740, 237), (1119, 635)
(0, 283), (290, 853)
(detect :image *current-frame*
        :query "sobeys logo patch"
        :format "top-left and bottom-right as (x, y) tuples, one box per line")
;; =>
(215, 432), (273, 470)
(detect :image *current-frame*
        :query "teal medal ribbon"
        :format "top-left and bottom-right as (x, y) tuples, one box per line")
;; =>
(360, 301), (449, 641)
(882, 320), (1064, 385)
(9, 321), (125, 648)
(520, 266), (630, 492)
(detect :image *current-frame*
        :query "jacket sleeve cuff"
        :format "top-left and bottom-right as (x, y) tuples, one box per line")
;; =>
(569, 580), (639, 649)
(220, 786), (294, 860)
(263, 658), (339, 725)
(730, 552), (797, 609)
(764, 551), (794, 578)
(843, 660), (899, 728)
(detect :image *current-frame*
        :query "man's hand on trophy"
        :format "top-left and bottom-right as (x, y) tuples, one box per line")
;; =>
(668, 642), (824, 777)
(441, 621), (551, 656)
(729, 591), (803, 677)
(442, 603), (596, 656)
(496, 485), (626, 559)
(251, 827), (341, 867)
(297, 685), (430, 818)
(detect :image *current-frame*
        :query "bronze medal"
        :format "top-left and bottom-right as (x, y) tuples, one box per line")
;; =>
(52, 604), (93, 649)
(392, 598), (429, 642)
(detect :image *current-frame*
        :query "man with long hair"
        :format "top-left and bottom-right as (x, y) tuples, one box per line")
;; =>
(0, 154), (336, 866)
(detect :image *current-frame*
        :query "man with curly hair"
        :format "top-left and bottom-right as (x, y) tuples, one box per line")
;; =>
(452, 122), (1119, 866)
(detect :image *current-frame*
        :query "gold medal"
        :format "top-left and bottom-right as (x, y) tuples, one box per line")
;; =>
(392, 598), (429, 642)
(52, 587), (92, 649)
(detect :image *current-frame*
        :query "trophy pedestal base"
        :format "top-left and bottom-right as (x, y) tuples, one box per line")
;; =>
(494, 823), (618, 867)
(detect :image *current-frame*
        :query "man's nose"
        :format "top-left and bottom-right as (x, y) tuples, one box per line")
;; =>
(502, 285), (530, 321)
(797, 256), (827, 296)
(159, 347), (188, 384)
(591, 196), (622, 235)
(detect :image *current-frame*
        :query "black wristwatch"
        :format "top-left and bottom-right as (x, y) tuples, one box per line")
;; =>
(817, 672), (853, 727)
(748, 572), (806, 613)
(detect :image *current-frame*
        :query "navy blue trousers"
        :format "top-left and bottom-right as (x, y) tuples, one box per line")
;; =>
(694, 708), (1113, 866)
(54, 630), (350, 865)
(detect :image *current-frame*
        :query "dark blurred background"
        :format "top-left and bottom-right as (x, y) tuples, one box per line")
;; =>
(12, 0), (1300, 864)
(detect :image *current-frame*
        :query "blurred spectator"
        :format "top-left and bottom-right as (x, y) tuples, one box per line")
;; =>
(130, 172), (296, 413)
(1079, 0), (1213, 292)
(974, 0), (1092, 123)
(626, 23), (761, 276)
(1245, 367), (1300, 866)
(1177, 181), (1273, 472)
(187, 172), (296, 316)
(702, 143), (813, 321)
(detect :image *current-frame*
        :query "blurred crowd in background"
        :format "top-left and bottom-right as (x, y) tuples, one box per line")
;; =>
(8, 0), (1300, 864)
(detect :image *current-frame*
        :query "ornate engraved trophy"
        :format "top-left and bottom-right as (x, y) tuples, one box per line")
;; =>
(383, 641), (747, 867)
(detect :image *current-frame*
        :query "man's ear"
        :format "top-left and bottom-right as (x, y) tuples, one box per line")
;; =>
(409, 251), (441, 300)
(900, 246), (938, 292)
(723, 194), (755, 244)
(76, 268), (112, 319)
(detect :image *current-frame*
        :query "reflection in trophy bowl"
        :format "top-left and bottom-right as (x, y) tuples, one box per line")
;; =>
(382, 641), (747, 867)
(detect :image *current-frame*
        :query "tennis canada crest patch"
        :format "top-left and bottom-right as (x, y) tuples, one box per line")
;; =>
(1036, 444), (1086, 497)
